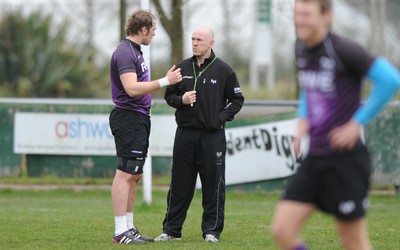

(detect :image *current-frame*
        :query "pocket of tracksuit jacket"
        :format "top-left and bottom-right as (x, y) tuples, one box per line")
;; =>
(204, 75), (227, 130)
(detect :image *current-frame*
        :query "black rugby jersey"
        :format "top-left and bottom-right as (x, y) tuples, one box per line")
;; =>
(296, 32), (375, 155)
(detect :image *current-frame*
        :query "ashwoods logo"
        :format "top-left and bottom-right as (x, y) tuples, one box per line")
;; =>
(226, 127), (301, 171)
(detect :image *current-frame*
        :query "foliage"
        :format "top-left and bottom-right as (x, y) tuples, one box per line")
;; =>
(0, 10), (109, 98)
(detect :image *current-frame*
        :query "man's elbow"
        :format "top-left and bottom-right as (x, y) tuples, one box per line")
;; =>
(126, 89), (142, 97)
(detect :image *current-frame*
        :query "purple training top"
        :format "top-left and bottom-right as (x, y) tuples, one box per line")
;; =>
(295, 32), (375, 155)
(110, 39), (151, 115)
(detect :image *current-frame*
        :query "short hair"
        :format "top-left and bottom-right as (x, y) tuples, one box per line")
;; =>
(296, 0), (332, 13)
(125, 9), (156, 36)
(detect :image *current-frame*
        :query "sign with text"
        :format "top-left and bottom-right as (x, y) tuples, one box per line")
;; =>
(14, 112), (115, 155)
(14, 112), (300, 183)
(224, 119), (301, 184)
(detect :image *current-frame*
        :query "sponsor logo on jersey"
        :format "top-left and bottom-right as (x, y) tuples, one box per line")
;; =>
(298, 70), (335, 93)
(297, 56), (336, 94)
(319, 56), (335, 70)
(140, 62), (148, 72)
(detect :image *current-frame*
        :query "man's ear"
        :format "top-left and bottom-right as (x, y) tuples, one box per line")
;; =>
(323, 10), (333, 26)
(210, 39), (215, 47)
(141, 26), (148, 35)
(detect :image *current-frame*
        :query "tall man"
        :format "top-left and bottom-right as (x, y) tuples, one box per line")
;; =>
(109, 9), (182, 244)
(155, 27), (244, 243)
(271, 1), (400, 250)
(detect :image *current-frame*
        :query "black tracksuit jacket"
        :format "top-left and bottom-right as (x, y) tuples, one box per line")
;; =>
(165, 51), (244, 130)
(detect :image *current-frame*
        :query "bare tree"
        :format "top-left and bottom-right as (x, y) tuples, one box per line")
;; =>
(152, 0), (184, 64)
(120, 0), (127, 41)
(85, 0), (94, 46)
(219, 0), (246, 68)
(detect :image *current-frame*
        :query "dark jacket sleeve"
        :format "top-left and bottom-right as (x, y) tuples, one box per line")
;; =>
(219, 71), (244, 123)
(164, 82), (184, 109)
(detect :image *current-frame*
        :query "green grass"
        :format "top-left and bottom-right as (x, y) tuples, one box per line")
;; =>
(0, 176), (171, 186)
(0, 176), (113, 185)
(0, 188), (399, 249)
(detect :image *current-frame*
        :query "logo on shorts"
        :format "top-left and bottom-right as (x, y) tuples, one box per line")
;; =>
(338, 200), (356, 215)
(131, 150), (143, 154)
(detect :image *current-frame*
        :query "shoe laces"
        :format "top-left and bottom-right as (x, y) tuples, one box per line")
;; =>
(130, 228), (143, 239)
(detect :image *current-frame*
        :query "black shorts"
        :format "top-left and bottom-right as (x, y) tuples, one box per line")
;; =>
(282, 145), (371, 220)
(109, 107), (150, 174)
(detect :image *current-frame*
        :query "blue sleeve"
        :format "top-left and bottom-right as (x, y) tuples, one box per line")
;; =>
(297, 90), (308, 118)
(353, 57), (400, 125)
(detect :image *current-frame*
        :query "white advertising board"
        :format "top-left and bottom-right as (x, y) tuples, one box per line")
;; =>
(224, 119), (300, 184)
(14, 112), (115, 155)
(14, 112), (300, 183)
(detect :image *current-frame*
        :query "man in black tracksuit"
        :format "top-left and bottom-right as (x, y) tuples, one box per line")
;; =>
(154, 27), (244, 243)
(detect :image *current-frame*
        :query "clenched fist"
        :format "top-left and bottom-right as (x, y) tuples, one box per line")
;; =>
(182, 91), (197, 105)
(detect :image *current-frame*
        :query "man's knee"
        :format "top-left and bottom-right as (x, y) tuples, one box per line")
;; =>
(337, 218), (370, 250)
(271, 221), (286, 242)
(132, 174), (143, 182)
(117, 157), (145, 175)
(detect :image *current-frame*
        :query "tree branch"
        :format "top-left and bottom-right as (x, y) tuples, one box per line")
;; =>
(152, 0), (172, 29)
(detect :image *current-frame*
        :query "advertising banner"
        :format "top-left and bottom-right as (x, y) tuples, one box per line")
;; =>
(14, 112), (300, 183)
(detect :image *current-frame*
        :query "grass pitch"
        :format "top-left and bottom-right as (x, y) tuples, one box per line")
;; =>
(0, 187), (399, 249)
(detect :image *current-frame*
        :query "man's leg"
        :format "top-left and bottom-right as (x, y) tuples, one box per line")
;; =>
(336, 217), (371, 250)
(330, 146), (371, 250)
(126, 174), (142, 228)
(125, 173), (153, 242)
(161, 127), (198, 238)
(111, 169), (135, 235)
(198, 130), (225, 240)
(271, 200), (315, 250)
(109, 109), (150, 244)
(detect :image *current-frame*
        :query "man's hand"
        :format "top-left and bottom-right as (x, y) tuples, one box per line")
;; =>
(166, 65), (182, 85)
(328, 119), (361, 150)
(182, 91), (196, 105)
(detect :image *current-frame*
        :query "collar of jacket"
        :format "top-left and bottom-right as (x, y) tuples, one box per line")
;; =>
(190, 49), (216, 67)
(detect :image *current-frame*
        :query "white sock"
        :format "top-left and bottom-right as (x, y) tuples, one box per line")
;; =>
(126, 212), (135, 230)
(114, 215), (128, 236)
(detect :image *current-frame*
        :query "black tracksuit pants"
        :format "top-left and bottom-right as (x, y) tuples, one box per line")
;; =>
(162, 126), (226, 239)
